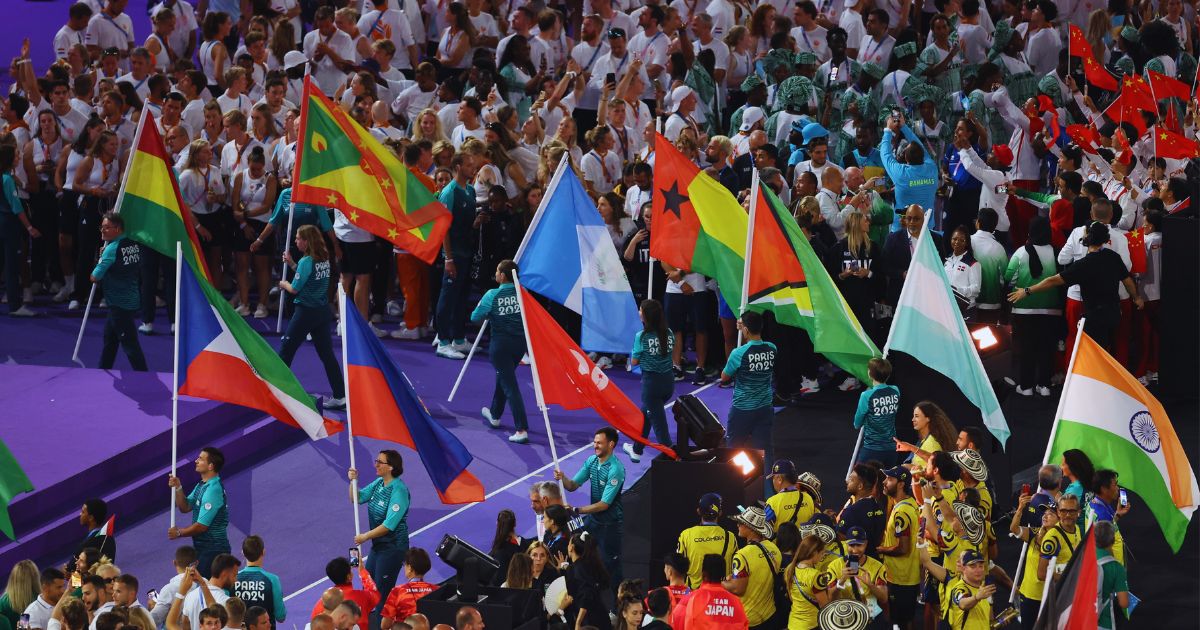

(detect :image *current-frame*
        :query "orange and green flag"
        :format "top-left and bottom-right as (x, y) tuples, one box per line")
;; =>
(113, 111), (210, 280)
(292, 77), (450, 263)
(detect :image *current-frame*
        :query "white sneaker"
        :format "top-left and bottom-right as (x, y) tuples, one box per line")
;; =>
(596, 355), (613, 370)
(67, 300), (81, 311)
(1015, 386), (1033, 396)
(369, 313), (382, 324)
(431, 335), (440, 347)
(52, 286), (71, 302)
(838, 376), (862, 392)
(623, 442), (641, 463)
(450, 340), (471, 353)
(138, 322), (154, 334)
(98, 299), (107, 308)
(799, 377), (820, 395)
(389, 326), (423, 340)
(369, 323), (388, 338)
(9, 306), (38, 317)
(482, 407), (501, 428)
(386, 300), (403, 317)
(155, 296), (167, 308)
(1036, 386), (1052, 397)
(323, 396), (347, 410)
(508, 432), (530, 444)
(235, 304), (251, 316)
(253, 304), (269, 319)
(520, 353), (530, 365)
(436, 345), (466, 360)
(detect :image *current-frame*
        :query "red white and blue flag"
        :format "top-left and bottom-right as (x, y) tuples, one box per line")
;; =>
(177, 259), (339, 440)
(342, 299), (485, 505)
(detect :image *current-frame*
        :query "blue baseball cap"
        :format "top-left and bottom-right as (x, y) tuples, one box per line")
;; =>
(698, 492), (722, 519)
(843, 526), (868, 545)
(771, 459), (797, 477)
(961, 550), (986, 565)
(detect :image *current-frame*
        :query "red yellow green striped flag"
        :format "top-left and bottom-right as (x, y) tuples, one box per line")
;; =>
(113, 112), (210, 280)
(292, 77), (450, 263)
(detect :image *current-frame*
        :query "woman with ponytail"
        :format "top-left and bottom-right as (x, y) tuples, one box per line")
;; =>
(625, 299), (675, 463)
(1005, 216), (1060, 397)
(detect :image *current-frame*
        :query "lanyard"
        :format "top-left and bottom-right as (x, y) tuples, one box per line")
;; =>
(100, 158), (111, 185)
(584, 43), (604, 72)
(614, 53), (629, 75)
(590, 150), (614, 184)
(641, 31), (663, 59)
(864, 37), (884, 64)
(101, 13), (129, 41)
(369, 10), (388, 39)
(800, 28), (813, 53)
(614, 126), (629, 162)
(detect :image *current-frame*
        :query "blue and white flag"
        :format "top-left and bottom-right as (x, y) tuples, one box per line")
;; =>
(883, 214), (1011, 447)
(514, 156), (640, 354)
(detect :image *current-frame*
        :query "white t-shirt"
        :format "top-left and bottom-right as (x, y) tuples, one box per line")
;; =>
(957, 23), (989, 65)
(182, 587), (231, 630)
(791, 25), (830, 63)
(54, 25), (87, 59)
(303, 29), (356, 94)
(629, 31), (670, 99)
(857, 34), (894, 68)
(358, 9), (417, 69)
(23, 596), (53, 630)
(450, 122), (486, 149)
(391, 83), (441, 123)
(581, 149), (623, 194)
(271, 0), (303, 45)
(215, 92), (253, 117)
(85, 12), (136, 56)
(570, 40), (609, 109)
(496, 33), (550, 72)
(152, 1), (199, 59)
(220, 137), (266, 180)
(334, 208), (375, 242)
(28, 102), (89, 145)
(839, 11), (866, 56)
(666, 272), (706, 293)
(1024, 26), (1061, 76)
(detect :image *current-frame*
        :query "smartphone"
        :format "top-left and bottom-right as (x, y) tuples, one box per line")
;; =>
(605, 72), (616, 87)
(848, 555), (860, 573)
(995, 184), (1009, 195)
(829, 66), (839, 82)
(1021, 483), (1031, 496)
(18, 615), (30, 630)
(348, 547), (361, 567)
(1119, 488), (1128, 507)
(147, 589), (158, 602)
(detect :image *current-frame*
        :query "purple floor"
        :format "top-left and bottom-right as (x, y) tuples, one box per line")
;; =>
(0, 297), (732, 616)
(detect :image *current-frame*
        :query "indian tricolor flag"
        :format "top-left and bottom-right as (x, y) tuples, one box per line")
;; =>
(1049, 331), (1199, 551)
(292, 77), (450, 263)
(113, 111), (210, 280)
(176, 255), (340, 440)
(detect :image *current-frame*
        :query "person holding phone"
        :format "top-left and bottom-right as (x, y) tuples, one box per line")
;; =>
(824, 526), (888, 625)
(348, 450), (410, 629)
(1087, 470), (1130, 565)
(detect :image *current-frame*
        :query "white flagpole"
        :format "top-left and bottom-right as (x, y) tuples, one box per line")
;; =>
(339, 284), (362, 537)
(71, 284), (98, 367)
(512, 270), (565, 495)
(1009, 317), (1087, 606)
(276, 199), (296, 334)
(451, 154), (571, 402)
(737, 169), (760, 346)
(1035, 557), (1058, 618)
(170, 243), (182, 528)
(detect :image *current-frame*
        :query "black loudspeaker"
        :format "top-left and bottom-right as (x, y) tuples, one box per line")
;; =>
(1159, 215), (1199, 398)
(621, 450), (764, 588)
(435, 535), (500, 585)
(417, 583), (541, 629)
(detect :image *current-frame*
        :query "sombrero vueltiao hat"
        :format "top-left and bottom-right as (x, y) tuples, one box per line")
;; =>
(952, 501), (986, 546)
(818, 599), (871, 630)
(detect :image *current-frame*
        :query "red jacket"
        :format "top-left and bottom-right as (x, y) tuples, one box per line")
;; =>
(381, 580), (437, 621)
(309, 568), (381, 622)
(670, 583), (749, 629)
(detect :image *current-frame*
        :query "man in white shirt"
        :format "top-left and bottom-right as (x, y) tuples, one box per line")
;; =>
(17, 62), (90, 144)
(838, 0), (866, 58)
(691, 13), (730, 88)
(55, 3), (94, 60)
(85, 0), (135, 66)
(792, 1), (831, 63)
(496, 6), (550, 71)
(220, 110), (265, 181)
(589, 29), (651, 111)
(954, 136), (1013, 235)
(390, 62), (441, 126)
(90, 575), (144, 630)
(465, 0), (501, 50)
(1023, 0), (1062, 76)
(116, 48), (154, 100)
(23, 569), (65, 630)
(181, 555), (240, 630)
(357, 0), (419, 71)
(151, 0), (197, 61)
(629, 6), (671, 102)
(569, 15), (609, 113)
(304, 7), (356, 94)
(857, 9), (895, 68)
(256, 78), (295, 132)
(795, 132), (844, 185)
(663, 86), (701, 142)
(179, 70), (209, 137)
(590, 0), (637, 45)
(449, 97), (486, 148)
(815, 165), (857, 238)
(1057, 198), (1132, 358)
(215, 67), (253, 117)
(151, 547), (198, 629)
(705, 0), (736, 38)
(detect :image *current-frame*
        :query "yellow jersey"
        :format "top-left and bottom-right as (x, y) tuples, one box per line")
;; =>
(786, 565), (831, 630)
(911, 434), (942, 471)
(946, 577), (993, 629)
(817, 541), (845, 574)
(677, 523), (737, 589)
(765, 488), (814, 532)
(825, 554), (888, 615)
(730, 540), (782, 626)
(881, 497), (921, 586)
(1018, 528), (1047, 601)
(951, 480), (994, 518)
(1041, 524), (1081, 575)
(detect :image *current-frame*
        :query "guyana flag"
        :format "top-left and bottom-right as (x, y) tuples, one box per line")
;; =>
(650, 133), (748, 309)
(751, 183), (880, 383)
(113, 112), (210, 280)
(292, 77), (450, 263)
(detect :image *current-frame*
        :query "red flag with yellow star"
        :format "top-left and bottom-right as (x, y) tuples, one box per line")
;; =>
(1154, 127), (1200, 160)
(292, 77), (450, 263)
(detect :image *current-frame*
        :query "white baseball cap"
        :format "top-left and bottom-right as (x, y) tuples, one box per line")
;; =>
(739, 106), (765, 132)
(671, 86), (696, 111)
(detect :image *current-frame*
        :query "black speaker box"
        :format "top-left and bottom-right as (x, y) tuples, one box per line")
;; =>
(417, 583), (541, 629)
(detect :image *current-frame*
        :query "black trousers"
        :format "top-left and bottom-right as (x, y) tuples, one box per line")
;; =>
(141, 250), (176, 325)
(74, 195), (106, 302)
(28, 189), (60, 284)
(1012, 313), (1058, 388)
(101, 306), (148, 371)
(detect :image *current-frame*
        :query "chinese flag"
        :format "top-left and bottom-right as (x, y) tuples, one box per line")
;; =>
(1065, 124), (1102, 153)
(1146, 70), (1192, 100)
(1154, 128), (1200, 159)
(1126, 228), (1147, 274)
(1080, 56), (1118, 91)
(1068, 25), (1093, 58)
(1120, 76), (1157, 112)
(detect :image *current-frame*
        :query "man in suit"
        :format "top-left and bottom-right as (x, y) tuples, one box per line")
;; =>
(74, 499), (116, 565)
(882, 205), (946, 305)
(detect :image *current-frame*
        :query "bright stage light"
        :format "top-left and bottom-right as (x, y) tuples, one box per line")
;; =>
(971, 326), (999, 351)
(731, 451), (757, 476)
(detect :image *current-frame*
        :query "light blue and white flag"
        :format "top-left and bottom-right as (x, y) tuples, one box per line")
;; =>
(883, 214), (1011, 447)
(514, 156), (640, 354)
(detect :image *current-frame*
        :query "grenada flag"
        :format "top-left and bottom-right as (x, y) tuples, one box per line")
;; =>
(1049, 331), (1199, 551)
(292, 77), (450, 263)
(113, 111), (210, 280)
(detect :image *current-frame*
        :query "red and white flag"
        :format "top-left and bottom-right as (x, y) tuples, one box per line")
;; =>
(518, 286), (676, 457)
(102, 515), (115, 537)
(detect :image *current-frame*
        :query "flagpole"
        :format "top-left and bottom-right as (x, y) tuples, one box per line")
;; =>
(1035, 557), (1058, 619)
(512, 270), (565, 495)
(70, 284), (97, 367)
(1009, 317), (1087, 606)
(453, 154), (571, 402)
(170, 243), (182, 529)
(339, 284), (362, 538)
(1149, 79), (1159, 161)
(737, 169), (760, 346)
(276, 199), (296, 334)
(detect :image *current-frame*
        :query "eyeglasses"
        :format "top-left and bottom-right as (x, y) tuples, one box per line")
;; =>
(1057, 508), (1079, 515)
(374, 459), (388, 465)
(102, 577), (116, 583)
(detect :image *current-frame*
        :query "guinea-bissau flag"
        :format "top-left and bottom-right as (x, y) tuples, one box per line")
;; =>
(750, 183), (880, 383)
(292, 77), (450, 263)
(112, 111), (210, 280)
(650, 132), (748, 309)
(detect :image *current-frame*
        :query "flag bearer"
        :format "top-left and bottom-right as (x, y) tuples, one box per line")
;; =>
(470, 259), (530, 444)
(91, 212), (147, 371)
